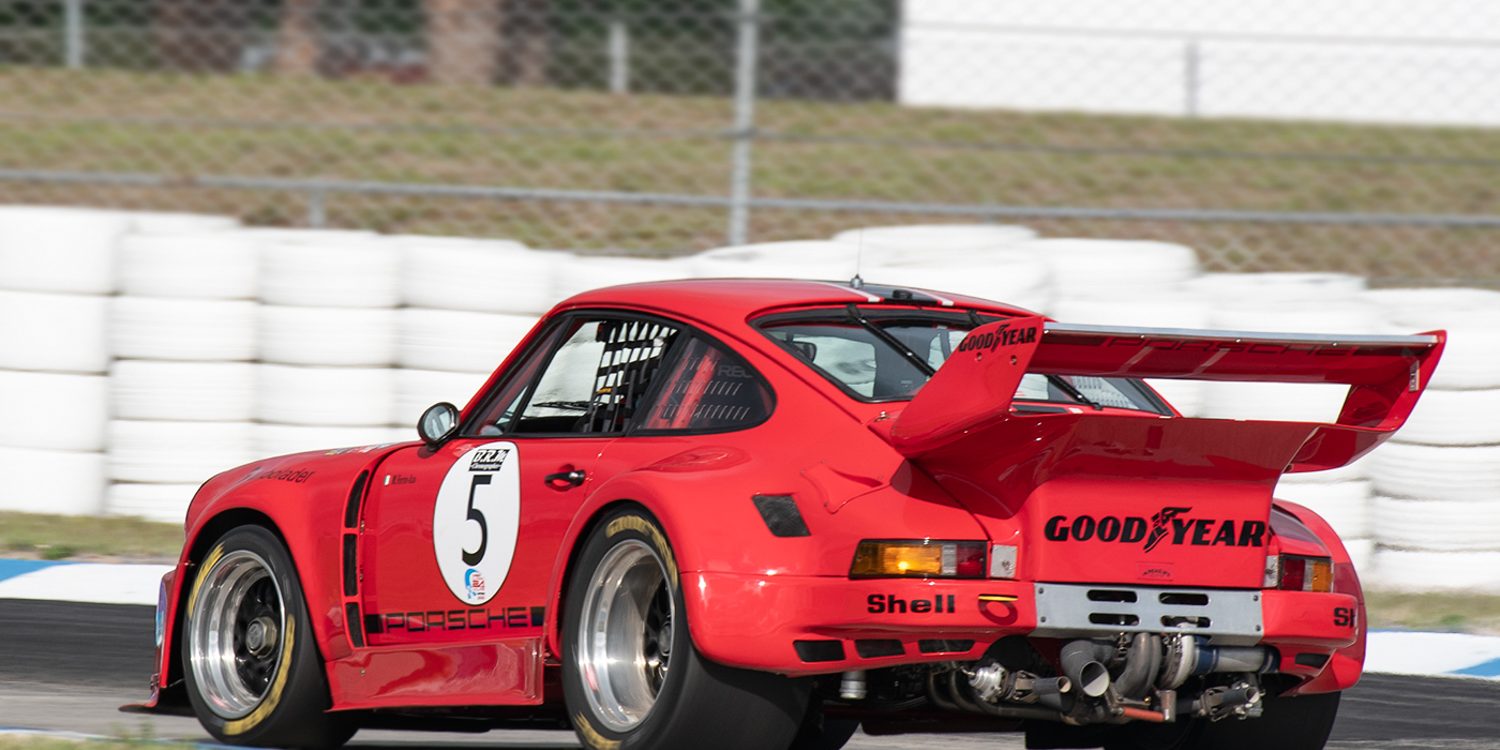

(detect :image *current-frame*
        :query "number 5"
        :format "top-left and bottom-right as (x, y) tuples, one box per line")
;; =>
(463, 475), (490, 566)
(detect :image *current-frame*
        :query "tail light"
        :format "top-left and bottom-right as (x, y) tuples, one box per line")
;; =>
(850, 540), (986, 579)
(1264, 554), (1333, 592)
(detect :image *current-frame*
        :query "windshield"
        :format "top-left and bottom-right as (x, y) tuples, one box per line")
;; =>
(759, 310), (1169, 413)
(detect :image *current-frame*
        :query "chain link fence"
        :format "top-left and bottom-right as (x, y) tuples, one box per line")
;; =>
(0, 0), (1497, 284)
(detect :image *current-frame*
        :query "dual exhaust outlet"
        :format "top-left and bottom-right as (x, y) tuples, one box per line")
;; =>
(1061, 634), (1272, 701)
(964, 634), (1270, 723)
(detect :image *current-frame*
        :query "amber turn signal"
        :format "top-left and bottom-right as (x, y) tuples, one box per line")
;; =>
(850, 540), (986, 579)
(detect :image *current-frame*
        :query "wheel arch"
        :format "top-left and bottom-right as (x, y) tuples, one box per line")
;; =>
(544, 496), (672, 661)
(162, 498), (352, 707)
(1271, 498), (1366, 696)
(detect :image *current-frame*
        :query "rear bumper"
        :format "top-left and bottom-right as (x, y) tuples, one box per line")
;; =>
(685, 572), (1360, 680)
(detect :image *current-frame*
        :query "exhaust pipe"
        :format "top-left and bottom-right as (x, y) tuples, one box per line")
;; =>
(1112, 633), (1162, 700)
(1060, 640), (1116, 699)
(1032, 676), (1073, 712)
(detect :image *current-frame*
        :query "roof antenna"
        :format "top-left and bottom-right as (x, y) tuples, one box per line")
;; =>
(849, 228), (865, 288)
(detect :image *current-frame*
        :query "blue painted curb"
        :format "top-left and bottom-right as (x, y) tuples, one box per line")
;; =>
(0, 559), (67, 583)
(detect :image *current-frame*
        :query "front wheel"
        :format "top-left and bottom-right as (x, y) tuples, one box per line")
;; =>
(561, 507), (809, 750)
(182, 525), (354, 749)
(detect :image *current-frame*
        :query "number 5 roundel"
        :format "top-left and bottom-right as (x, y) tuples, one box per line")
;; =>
(432, 441), (522, 606)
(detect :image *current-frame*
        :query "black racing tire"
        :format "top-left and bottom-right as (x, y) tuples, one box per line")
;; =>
(1104, 691), (1340, 750)
(182, 525), (355, 749)
(789, 700), (861, 750)
(561, 506), (810, 750)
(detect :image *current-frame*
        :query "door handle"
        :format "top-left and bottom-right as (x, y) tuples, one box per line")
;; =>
(545, 469), (587, 489)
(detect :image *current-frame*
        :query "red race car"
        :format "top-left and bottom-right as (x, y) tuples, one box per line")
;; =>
(131, 279), (1444, 750)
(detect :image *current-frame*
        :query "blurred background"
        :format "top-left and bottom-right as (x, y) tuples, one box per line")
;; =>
(0, 0), (1497, 281)
(0, 0), (1497, 590)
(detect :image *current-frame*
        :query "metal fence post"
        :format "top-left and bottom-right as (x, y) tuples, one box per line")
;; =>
(63, 0), (86, 69)
(1184, 39), (1201, 118)
(608, 18), (630, 94)
(306, 189), (327, 228)
(726, 0), (760, 247)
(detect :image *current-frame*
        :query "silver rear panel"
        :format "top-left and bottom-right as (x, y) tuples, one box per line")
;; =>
(1032, 583), (1264, 646)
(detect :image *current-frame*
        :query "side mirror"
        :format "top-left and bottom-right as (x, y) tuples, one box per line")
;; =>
(418, 402), (460, 447)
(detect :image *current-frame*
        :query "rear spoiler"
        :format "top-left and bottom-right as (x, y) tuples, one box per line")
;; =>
(887, 316), (1446, 471)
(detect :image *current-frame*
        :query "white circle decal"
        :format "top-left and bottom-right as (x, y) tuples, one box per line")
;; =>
(432, 441), (521, 606)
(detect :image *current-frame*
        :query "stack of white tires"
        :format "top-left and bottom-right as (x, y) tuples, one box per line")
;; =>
(1364, 289), (1500, 591)
(1185, 274), (1383, 570)
(0, 207), (127, 516)
(254, 230), (409, 458)
(833, 225), (1051, 312)
(395, 237), (556, 434)
(1032, 240), (1206, 416)
(107, 216), (261, 522)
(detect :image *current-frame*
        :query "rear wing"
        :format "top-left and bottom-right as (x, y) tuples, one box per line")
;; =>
(887, 316), (1446, 472)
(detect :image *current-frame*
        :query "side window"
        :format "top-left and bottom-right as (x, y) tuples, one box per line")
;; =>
(639, 337), (773, 433)
(507, 317), (680, 435)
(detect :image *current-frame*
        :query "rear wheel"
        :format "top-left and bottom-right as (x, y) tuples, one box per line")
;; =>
(183, 525), (354, 749)
(561, 507), (809, 750)
(1105, 691), (1340, 750)
(790, 700), (861, 750)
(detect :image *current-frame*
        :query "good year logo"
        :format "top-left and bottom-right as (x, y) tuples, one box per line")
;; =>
(1043, 506), (1267, 552)
(956, 323), (1038, 354)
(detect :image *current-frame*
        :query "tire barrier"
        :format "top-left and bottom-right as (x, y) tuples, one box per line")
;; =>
(396, 309), (535, 374)
(258, 306), (397, 367)
(1369, 442), (1500, 505)
(106, 420), (256, 484)
(0, 291), (111, 374)
(111, 297), (258, 362)
(0, 370), (109, 452)
(394, 369), (493, 427)
(693, 241), (863, 281)
(106, 482), (203, 524)
(110, 361), (256, 423)
(253, 424), (411, 458)
(553, 254), (693, 300)
(119, 231), (259, 300)
(258, 231), (399, 308)
(1, 209), (1495, 593)
(0, 206), (129, 294)
(1277, 480), (1372, 540)
(399, 236), (558, 314)
(256, 365), (396, 427)
(0, 446), (106, 516)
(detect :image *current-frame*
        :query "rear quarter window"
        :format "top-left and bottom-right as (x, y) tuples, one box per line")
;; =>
(637, 337), (773, 433)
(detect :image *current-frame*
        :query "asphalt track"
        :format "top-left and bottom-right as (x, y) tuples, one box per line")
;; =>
(3, 601), (1498, 750)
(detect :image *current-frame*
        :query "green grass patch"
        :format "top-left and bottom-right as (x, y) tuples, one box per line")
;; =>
(1366, 590), (1500, 635)
(0, 68), (1494, 281)
(0, 512), (181, 563)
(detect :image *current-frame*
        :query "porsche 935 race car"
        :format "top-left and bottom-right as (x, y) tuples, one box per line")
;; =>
(130, 279), (1445, 750)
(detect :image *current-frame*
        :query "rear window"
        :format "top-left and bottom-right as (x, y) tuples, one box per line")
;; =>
(759, 310), (1168, 413)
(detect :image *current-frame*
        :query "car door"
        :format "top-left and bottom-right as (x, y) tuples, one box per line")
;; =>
(354, 313), (684, 661)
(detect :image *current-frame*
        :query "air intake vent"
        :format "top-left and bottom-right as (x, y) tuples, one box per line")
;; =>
(794, 640), (845, 663)
(919, 639), (976, 654)
(753, 495), (811, 538)
(855, 640), (904, 658)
